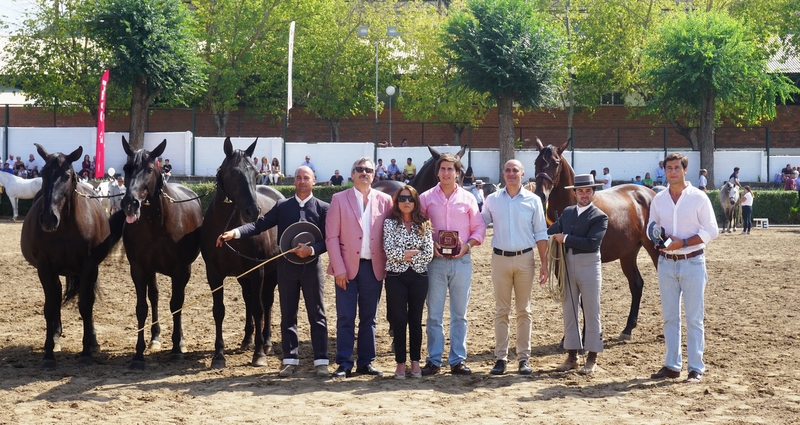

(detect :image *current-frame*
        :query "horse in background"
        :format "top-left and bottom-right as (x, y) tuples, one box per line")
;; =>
(200, 137), (282, 368)
(20, 143), (124, 368)
(534, 138), (659, 341)
(0, 171), (42, 221)
(371, 145), (468, 196)
(719, 181), (740, 233)
(120, 136), (203, 369)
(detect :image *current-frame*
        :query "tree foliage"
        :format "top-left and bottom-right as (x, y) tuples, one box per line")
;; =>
(85, 0), (204, 150)
(441, 0), (564, 174)
(640, 10), (799, 188)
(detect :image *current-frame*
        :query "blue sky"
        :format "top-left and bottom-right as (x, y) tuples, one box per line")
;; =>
(0, 0), (37, 35)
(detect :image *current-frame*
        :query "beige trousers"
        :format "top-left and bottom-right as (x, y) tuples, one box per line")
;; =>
(491, 250), (536, 361)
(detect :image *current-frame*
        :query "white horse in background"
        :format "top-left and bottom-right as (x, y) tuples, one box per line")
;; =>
(719, 181), (741, 233)
(0, 172), (43, 221)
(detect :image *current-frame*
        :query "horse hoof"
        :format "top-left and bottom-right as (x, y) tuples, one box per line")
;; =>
(53, 343), (62, 353)
(618, 332), (632, 341)
(264, 342), (274, 356)
(41, 359), (57, 370)
(240, 339), (255, 351)
(252, 353), (267, 367)
(91, 343), (101, 353)
(169, 352), (184, 362)
(77, 356), (93, 367)
(148, 340), (162, 351)
(179, 344), (188, 354)
(211, 356), (226, 370)
(129, 360), (146, 370)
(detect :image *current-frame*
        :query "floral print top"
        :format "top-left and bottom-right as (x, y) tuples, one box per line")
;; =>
(383, 218), (434, 274)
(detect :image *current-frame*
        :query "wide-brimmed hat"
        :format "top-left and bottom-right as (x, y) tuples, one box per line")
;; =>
(280, 221), (323, 265)
(475, 180), (484, 185)
(564, 174), (603, 189)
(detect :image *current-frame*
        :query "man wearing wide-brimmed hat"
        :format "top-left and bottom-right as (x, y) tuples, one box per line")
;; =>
(218, 165), (330, 378)
(547, 173), (608, 375)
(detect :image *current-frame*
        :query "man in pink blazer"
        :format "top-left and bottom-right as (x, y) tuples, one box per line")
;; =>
(326, 157), (393, 378)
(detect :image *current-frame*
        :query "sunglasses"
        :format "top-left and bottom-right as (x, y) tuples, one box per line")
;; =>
(397, 195), (415, 203)
(354, 166), (374, 174)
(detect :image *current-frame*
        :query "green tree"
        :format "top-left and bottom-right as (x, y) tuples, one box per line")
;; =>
(0, 0), (125, 117)
(640, 10), (799, 189)
(397, 0), (492, 145)
(86, 0), (204, 150)
(441, 0), (564, 173)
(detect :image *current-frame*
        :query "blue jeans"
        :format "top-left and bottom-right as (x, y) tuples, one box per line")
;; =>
(334, 260), (383, 369)
(742, 205), (752, 232)
(426, 254), (472, 367)
(657, 254), (707, 374)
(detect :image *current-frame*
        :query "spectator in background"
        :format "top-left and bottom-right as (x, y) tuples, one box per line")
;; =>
(781, 164), (794, 182)
(698, 169), (708, 192)
(599, 167), (612, 190)
(259, 157), (270, 185)
(109, 174), (126, 212)
(589, 170), (597, 182)
(253, 156), (259, 168)
(400, 138), (408, 147)
(740, 186), (753, 235)
(2, 163), (13, 174)
(729, 167), (741, 187)
(784, 173), (796, 191)
(26, 153), (40, 178)
(403, 158), (417, 182)
(471, 180), (485, 212)
(90, 156), (96, 177)
(655, 161), (666, 186)
(377, 140), (393, 147)
(462, 167), (475, 187)
(330, 170), (344, 186)
(162, 159), (173, 182)
(269, 157), (282, 185)
(633, 176), (643, 185)
(387, 159), (401, 181)
(14, 156), (26, 178)
(375, 159), (388, 181)
(5, 154), (14, 169)
(795, 171), (800, 201)
(301, 155), (316, 174)
(77, 154), (92, 179)
(642, 172), (654, 188)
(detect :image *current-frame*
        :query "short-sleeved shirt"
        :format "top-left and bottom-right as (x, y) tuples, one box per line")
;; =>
(404, 163), (416, 176)
(330, 175), (344, 186)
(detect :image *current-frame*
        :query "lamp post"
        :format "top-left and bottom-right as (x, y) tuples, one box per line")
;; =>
(358, 25), (399, 144)
(386, 85), (395, 146)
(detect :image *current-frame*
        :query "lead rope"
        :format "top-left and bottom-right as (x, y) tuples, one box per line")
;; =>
(545, 236), (566, 303)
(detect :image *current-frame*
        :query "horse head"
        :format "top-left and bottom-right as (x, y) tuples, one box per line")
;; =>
(35, 143), (82, 232)
(216, 137), (261, 222)
(533, 138), (573, 207)
(120, 136), (166, 223)
(722, 182), (739, 206)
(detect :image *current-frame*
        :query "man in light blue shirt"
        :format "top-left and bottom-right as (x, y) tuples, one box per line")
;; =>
(481, 159), (549, 376)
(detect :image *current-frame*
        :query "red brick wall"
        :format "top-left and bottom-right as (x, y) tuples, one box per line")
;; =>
(4, 104), (799, 150)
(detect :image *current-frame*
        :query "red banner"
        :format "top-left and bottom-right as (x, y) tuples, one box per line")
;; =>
(94, 69), (109, 179)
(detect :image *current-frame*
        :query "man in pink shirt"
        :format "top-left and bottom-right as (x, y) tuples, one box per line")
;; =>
(419, 153), (486, 376)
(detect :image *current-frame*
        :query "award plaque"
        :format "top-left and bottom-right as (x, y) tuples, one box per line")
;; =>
(438, 230), (460, 257)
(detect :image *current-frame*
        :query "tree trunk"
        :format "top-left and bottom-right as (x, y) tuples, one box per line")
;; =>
(129, 76), (157, 151)
(497, 95), (515, 179)
(450, 123), (465, 146)
(213, 109), (229, 137)
(326, 119), (340, 142)
(699, 93), (716, 189)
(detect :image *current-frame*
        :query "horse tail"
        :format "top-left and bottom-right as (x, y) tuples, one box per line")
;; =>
(64, 275), (80, 303)
(95, 209), (127, 261)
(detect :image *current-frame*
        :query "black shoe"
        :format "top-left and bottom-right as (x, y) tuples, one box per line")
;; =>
(355, 363), (384, 376)
(450, 362), (472, 375)
(332, 365), (352, 378)
(518, 359), (533, 375)
(490, 360), (506, 375)
(421, 362), (441, 376)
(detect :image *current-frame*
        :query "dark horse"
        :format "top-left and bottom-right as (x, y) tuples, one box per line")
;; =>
(120, 137), (203, 369)
(21, 144), (124, 368)
(200, 137), (283, 368)
(534, 139), (659, 340)
(372, 145), (468, 196)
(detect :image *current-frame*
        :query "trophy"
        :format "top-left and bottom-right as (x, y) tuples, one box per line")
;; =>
(647, 222), (672, 249)
(438, 230), (460, 258)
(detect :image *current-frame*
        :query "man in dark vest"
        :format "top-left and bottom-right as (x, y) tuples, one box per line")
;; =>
(218, 165), (330, 377)
(547, 173), (608, 375)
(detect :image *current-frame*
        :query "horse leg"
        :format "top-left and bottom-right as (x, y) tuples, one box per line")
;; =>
(168, 268), (191, 362)
(261, 268), (278, 355)
(239, 281), (255, 351)
(11, 196), (18, 221)
(244, 271), (267, 367)
(130, 269), (152, 370)
(146, 278), (162, 351)
(77, 268), (100, 366)
(618, 251), (645, 341)
(39, 270), (62, 369)
(208, 269), (227, 369)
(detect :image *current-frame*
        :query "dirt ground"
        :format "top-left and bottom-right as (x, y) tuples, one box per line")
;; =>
(1, 221), (798, 424)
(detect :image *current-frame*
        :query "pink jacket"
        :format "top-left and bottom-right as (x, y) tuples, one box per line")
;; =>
(326, 188), (393, 281)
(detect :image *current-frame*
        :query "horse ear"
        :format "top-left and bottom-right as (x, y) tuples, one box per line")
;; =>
(557, 138), (570, 154)
(150, 139), (167, 160)
(67, 146), (83, 164)
(535, 137), (544, 152)
(244, 138), (258, 158)
(428, 145), (440, 160)
(122, 136), (135, 157)
(223, 137), (233, 157)
(35, 143), (50, 161)
(456, 145), (467, 159)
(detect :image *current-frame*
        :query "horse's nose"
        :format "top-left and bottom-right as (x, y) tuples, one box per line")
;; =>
(242, 205), (259, 223)
(38, 211), (59, 232)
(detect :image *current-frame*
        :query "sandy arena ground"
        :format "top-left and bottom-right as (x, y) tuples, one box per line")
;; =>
(0, 221), (798, 424)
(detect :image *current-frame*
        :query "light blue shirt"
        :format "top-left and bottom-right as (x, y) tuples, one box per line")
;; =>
(481, 186), (548, 251)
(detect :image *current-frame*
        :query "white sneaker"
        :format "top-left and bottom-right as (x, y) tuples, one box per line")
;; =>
(279, 364), (297, 377)
(315, 365), (329, 377)
(740, 231), (747, 235)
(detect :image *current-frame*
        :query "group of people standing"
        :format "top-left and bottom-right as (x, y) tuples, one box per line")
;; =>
(217, 151), (717, 384)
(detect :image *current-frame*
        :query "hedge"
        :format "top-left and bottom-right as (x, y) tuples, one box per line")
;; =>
(5, 184), (799, 224)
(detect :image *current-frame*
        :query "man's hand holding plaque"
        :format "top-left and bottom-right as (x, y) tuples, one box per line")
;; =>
(438, 230), (460, 258)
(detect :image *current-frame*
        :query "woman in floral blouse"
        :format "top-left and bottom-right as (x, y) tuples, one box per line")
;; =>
(383, 185), (434, 379)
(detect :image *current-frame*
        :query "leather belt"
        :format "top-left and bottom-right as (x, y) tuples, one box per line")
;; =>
(359, 258), (371, 262)
(660, 249), (704, 261)
(493, 247), (533, 257)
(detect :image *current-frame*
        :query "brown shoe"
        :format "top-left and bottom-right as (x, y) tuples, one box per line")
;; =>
(685, 370), (703, 383)
(421, 362), (440, 376)
(555, 357), (578, 372)
(450, 362), (472, 375)
(651, 367), (680, 379)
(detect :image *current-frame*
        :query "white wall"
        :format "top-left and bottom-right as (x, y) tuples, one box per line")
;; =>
(195, 136), (283, 176)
